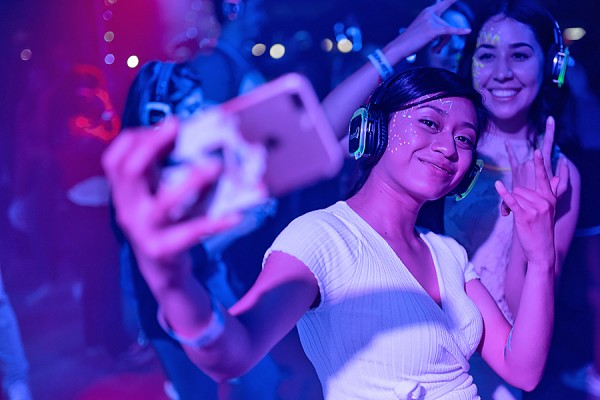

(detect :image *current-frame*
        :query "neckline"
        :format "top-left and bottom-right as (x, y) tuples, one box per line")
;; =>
(340, 201), (446, 312)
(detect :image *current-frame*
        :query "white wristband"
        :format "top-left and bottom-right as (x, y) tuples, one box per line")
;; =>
(158, 298), (225, 348)
(367, 49), (394, 81)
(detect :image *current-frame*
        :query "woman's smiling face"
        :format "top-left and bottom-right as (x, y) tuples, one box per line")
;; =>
(471, 15), (544, 125)
(375, 95), (477, 201)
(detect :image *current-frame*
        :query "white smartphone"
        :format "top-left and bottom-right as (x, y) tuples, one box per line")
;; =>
(166, 73), (344, 217)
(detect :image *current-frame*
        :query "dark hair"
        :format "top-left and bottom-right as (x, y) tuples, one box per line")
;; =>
(458, 0), (566, 140)
(348, 67), (489, 196)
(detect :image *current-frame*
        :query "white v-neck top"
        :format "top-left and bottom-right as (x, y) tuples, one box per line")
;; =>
(265, 201), (483, 400)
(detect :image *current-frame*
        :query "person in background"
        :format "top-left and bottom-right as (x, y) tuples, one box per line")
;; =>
(117, 0), (321, 398)
(0, 265), (33, 400)
(443, 2), (580, 398)
(104, 65), (561, 400)
(415, 0), (474, 74)
(559, 58), (600, 398)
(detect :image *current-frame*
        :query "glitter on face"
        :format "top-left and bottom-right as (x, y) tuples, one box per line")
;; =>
(473, 26), (502, 91)
(471, 27), (500, 90)
(476, 31), (501, 47)
(438, 98), (453, 113)
(472, 58), (485, 90)
(387, 109), (418, 154)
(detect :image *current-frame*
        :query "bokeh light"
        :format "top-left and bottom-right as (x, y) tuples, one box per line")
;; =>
(20, 48), (32, 61)
(564, 27), (586, 41)
(252, 43), (266, 56)
(127, 55), (140, 68)
(321, 38), (333, 52)
(337, 38), (352, 53)
(269, 43), (285, 59)
(104, 31), (115, 42)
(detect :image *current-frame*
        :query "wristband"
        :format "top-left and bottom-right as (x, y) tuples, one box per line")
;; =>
(158, 298), (225, 348)
(367, 49), (395, 81)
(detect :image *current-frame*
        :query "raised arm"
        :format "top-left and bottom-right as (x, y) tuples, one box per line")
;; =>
(322, 0), (472, 140)
(467, 147), (560, 390)
(504, 117), (580, 317)
(102, 118), (319, 381)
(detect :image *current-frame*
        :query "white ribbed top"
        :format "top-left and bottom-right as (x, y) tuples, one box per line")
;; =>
(265, 201), (483, 400)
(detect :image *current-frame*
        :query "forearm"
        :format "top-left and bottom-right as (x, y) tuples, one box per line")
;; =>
(321, 62), (379, 141)
(135, 252), (261, 381)
(321, 36), (419, 141)
(504, 230), (527, 318)
(503, 261), (554, 390)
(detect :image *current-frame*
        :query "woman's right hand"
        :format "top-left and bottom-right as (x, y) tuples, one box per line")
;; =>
(383, 0), (471, 62)
(102, 118), (241, 266)
(495, 148), (559, 268)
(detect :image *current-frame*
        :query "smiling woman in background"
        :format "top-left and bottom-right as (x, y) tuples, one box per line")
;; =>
(444, 1), (581, 398)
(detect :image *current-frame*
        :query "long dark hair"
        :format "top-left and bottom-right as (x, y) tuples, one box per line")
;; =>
(458, 0), (566, 140)
(347, 67), (489, 196)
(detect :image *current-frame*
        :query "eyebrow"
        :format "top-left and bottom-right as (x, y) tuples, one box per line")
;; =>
(476, 42), (535, 50)
(417, 104), (448, 116)
(416, 104), (478, 131)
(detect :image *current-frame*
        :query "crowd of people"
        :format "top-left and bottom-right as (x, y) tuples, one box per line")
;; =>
(3, 0), (600, 399)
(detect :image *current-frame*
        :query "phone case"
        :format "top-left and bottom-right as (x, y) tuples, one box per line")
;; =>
(219, 73), (344, 196)
(175, 73), (344, 198)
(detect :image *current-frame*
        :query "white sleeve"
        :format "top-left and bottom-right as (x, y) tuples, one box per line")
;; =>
(262, 209), (359, 307)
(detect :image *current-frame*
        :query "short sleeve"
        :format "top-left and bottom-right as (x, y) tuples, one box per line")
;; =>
(464, 260), (479, 282)
(262, 207), (360, 307)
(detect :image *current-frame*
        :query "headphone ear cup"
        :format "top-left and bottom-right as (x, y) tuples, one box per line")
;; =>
(449, 159), (483, 201)
(348, 107), (371, 160)
(548, 44), (569, 88)
(548, 19), (569, 87)
(360, 108), (388, 167)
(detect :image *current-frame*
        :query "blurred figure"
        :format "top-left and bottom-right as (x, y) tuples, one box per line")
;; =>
(559, 60), (600, 398)
(10, 58), (130, 359)
(117, 0), (321, 398)
(52, 64), (132, 359)
(395, 1), (474, 75)
(0, 265), (32, 400)
(422, 1), (474, 73)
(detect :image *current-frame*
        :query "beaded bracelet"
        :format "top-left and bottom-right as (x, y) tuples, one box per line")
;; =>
(157, 298), (225, 349)
(367, 48), (395, 81)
